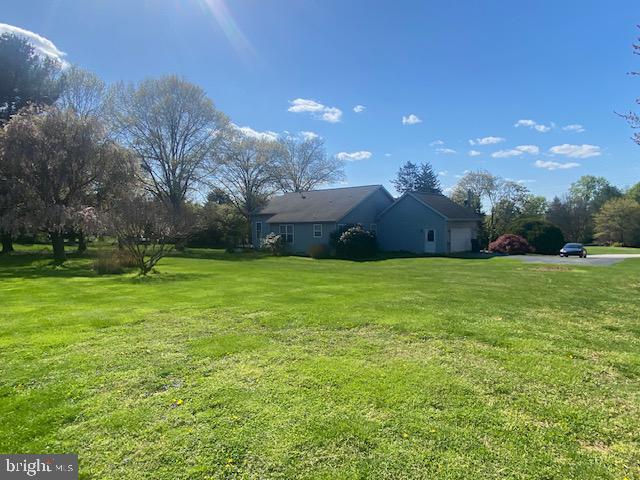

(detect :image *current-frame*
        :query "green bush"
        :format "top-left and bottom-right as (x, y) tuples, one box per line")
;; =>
(509, 218), (565, 255)
(308, 243), (330, 259)
(335, 225), (377, 259)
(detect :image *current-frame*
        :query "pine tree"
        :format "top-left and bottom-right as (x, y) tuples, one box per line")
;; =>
(391, 161), (441, 194)
(415, 162), (442, 194)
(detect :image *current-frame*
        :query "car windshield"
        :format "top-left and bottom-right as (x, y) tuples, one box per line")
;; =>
(564, 243), (583, 248)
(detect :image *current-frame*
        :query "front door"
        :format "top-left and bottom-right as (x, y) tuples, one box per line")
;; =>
(424, 228), (436, 253)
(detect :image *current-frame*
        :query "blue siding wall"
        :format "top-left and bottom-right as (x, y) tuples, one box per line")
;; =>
(377, 195), (448, 253)
(265, 222), (336, 254)
(339, 188), (394, 227)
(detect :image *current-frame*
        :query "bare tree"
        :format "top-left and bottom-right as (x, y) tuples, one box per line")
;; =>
(108, 75), (229, 213)
(274, 135), (344, 192)
(1, 106), (133, 262)
(621, 26), (640, 146)
(107, 196), (183, 276)
(215, 133), (280, 235)
(58, 66), (106, 119)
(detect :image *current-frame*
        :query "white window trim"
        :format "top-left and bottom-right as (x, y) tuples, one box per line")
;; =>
(279, 224), (294, 244)
(313, 224), (322, 238)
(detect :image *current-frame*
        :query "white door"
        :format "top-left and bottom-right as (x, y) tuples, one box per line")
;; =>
(424, 228), (436, 253)
(450, 227), (472, 253)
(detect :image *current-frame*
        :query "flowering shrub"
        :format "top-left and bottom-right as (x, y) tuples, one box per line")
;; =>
(262, 233), (285, 256)
(336, 225), (377, 259)
(488, 234), (532, 255)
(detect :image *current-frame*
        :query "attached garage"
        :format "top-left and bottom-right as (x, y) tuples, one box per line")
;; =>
(377, 192), (480, 254)
(450, 226), (473, 253)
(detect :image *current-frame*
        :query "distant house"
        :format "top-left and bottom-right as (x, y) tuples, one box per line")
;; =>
(250, 185), (479, 255)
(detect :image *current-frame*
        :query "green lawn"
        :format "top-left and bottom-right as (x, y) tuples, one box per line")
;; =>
(1, 247), (639, 479)
(586, 245), (640, 255)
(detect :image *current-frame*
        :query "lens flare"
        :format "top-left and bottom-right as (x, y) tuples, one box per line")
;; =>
(197, 0), (256, 60)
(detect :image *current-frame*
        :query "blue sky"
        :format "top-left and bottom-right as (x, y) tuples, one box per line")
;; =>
(3, 0), (640, 197)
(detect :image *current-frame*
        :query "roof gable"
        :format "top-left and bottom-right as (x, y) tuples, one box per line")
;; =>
(254, 185), (392, 223)
(378, 192), (480, 220)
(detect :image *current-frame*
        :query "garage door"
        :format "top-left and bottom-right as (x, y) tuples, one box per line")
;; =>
(450, 227), (472, 253)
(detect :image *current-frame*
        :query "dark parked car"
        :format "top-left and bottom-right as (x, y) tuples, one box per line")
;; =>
(560, 243), (587, 258)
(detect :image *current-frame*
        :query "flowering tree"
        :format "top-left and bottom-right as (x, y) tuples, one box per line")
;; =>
(1, 106), (133, 262)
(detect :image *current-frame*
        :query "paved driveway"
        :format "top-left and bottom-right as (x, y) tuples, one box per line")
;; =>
(510, 254), (640, 266)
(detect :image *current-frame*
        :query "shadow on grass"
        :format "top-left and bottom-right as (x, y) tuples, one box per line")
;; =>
(172, 248), (269, 262)
(0, 252), (96, 279)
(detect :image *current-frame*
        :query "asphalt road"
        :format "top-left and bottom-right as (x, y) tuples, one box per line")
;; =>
(510, 254), (640, 266)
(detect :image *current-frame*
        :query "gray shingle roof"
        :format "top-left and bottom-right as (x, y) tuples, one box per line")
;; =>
(410, 192), (480, 220)
(254, 185), (386, 223)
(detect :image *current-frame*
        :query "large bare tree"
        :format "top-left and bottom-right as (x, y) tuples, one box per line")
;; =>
(215, 133), (280, 233)
(1, 106), (134, 262)
(108, 75), (229, 213)
(274, 135), (344, 192)
(621, 26), (640, 146)
(58, 66), (106, 119)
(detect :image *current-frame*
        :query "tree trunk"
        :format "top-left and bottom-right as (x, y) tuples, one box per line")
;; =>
(50, 231), (66, 263)
(1, 232), (14, 254)
(77, 231), (87, 253)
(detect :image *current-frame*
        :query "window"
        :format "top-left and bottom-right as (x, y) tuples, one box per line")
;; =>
(427, 229), (435, 242)
(279, 224), (294, 244)
(313, 224), (322, 238)
(256, 221), (262, 239)
(370, 223), (377, 235)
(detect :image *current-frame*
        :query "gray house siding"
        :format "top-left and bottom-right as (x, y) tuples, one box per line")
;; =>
(377, 195), (448, 253)
(338, 188), (394, 228)
(251, 214), (273, 248)
(265, 221), (336, 254)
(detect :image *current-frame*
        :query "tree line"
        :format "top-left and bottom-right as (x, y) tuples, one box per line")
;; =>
(0, 33), (344, 268)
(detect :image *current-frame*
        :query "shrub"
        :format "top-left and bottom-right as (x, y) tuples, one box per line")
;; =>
(509, 218), (565, 254)
(92, 251), (125, 275)
(308, 243), (330, 259)
(335, 225), (377, 259)
(262, 233), (285, 256)
(488, 234), (532, 255)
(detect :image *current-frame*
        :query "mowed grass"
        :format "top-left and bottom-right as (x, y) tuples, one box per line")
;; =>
(586, 245), (640, 255)
(1, 247), (639, 479)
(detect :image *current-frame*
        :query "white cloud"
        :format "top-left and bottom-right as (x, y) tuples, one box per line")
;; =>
(232, 124), (279, 142)
(0, 23), (67, 64)
(549, 144), (601, 158)
(429, 139), (445, 146)
(335, 151), (372, 161)
(514, 119), (553, 133)
(384, 153), (392, 157)
(353, 105), (366, 113)
(534, 160), (580, 170)
(491, 145), (539, 158)
(469, 136), (505, 146)
(288, 98), (343, 123)
(562, 124), (586, 133)
(468, 150), (482, 157)
(402, 114), (422, 125)
(300, 131), (319, 140)
(436, 148), (457, 155)
(438, 170), (449, 176)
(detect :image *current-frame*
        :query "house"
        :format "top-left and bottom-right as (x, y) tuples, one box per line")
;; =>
(250, 185), (479, 255)
(251, 185), (394, 254)
(376, 192), (480, 253)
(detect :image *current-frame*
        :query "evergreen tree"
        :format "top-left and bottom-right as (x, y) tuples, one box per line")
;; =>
(415, 162), (442, 194)
(392, 161), (441, 194)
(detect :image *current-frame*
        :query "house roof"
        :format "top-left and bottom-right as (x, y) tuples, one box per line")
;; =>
(378, 192), (480, 220)
(254, 185), (390, 223)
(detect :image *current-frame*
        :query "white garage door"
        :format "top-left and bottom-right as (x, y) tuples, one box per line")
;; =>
(450, 227), (472, 253)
